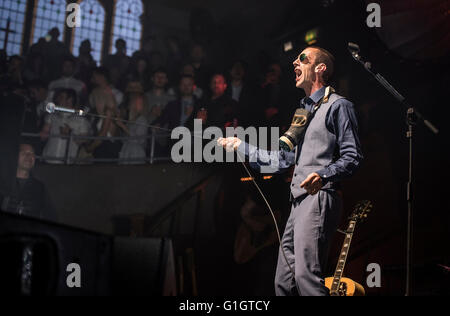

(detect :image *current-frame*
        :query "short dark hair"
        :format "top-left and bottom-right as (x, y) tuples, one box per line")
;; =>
(53, 88), (77, 105)
(309, 46), (335, 84)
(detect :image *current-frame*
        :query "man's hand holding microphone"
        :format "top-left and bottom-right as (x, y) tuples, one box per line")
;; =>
(217, 137), (241, 152)
(217, 137), (323, 195)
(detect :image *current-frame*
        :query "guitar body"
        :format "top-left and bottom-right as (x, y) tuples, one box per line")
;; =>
(325, 277), (365, 296)
(325, 200), (372, 297)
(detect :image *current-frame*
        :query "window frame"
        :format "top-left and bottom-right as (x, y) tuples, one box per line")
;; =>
(69, 0), (106, 64)
(109, 0), (143, 56)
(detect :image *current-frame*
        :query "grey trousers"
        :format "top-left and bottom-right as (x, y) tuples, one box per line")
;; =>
(274, 190), (342, 296)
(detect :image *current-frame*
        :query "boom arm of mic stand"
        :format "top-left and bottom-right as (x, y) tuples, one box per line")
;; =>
(352, 53), (439, 134)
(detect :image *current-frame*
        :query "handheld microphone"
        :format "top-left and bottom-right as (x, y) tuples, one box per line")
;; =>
(46, 102), (86, 116)
(279, 86), (335, 152)
(279, 108), (311, 152)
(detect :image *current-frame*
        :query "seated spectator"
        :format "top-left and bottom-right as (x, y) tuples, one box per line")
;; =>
(188, 74), (238, 130)
(28, 80), (49, 127)
(85, 75), (121, 161)
(165, 36), (183, 85)
(145, 68), (175, 124)
(48, 57), (87, 106)
(0, 55), (24, 88)
(40, 89), (91, 164)
(126, 55), (151, 91)
(188, 43), (212, 93)
(180, 63), (203, 99)
(226, 60), (256, 127)
(154, 75), (198, 129)
(0, 143), (57, 222)
(117, 93), (149, 164)
(89, 66), (123, 111)
(256, 62), (287, 127)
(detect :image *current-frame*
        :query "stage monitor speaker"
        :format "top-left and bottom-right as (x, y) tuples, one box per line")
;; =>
(0, 212), (176, 296)
(0, 212), (112, 296)
(112, 237), (176, 296)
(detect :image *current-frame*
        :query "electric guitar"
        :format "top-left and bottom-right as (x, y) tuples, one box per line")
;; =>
(325, 200), (373, 296)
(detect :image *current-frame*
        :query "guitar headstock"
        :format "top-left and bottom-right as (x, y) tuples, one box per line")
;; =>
(349, 200), (373, 223)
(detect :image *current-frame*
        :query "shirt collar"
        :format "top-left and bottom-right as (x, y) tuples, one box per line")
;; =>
(303, 86), (327, 106)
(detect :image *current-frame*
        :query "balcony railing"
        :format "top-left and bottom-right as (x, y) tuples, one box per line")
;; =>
(21, 131), (174, 165)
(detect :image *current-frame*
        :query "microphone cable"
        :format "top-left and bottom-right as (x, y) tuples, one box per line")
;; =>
(51, 106), (295, 280)
(235, 149), (295, 280)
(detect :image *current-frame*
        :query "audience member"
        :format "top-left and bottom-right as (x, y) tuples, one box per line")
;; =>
(103, 38), (131, 80)
(23, 53), (47, 83)
(180, 63), (203, 99)
(226, 60), (256, 127)
(155, 75), (197, 129)
(126, 55), (151, 91)
(0, 55), (25, 88)
(0, 143), (57, 222)
(48, 57), (87, 105)
(131, 36), (154, 62)
(188, 43), (211, 92)
(189, 73), (238, 130)
(85, 73), (121, 160)
(148, 50), (166, 73)
(43, 27), (70, 81)
(89, 66), (123, 110)
(75, 39), (97, 85)
(257, 62), (286, 126)
(28, 80), (49, 125)
(117, 92), (149, 164)
(40, 88), (91, 164)
(145, 68), (175, 123)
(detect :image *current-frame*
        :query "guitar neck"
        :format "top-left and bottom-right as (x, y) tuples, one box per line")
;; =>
(330, 220), (357, 293)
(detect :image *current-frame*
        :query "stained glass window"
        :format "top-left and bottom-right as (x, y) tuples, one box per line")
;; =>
(72, 0), (104, 64)
(32, 0), (67, 45)
(0, 0), (27, 56)
(111, 0), (143, 56)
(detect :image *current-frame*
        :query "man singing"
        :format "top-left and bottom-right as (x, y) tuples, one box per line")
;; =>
(218, 46), (363, 296)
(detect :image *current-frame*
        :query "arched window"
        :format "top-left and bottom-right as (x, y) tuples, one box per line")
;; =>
(111, 0), (143, 56)
(71, 0), (105, 64)
(31, 0), (67, 45)
(0, 0), (27, 56)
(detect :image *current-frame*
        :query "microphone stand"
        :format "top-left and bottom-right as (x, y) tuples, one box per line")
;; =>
(349, 47), (439, 296)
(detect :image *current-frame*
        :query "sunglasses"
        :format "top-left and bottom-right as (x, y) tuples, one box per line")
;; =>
(299, 53), (309, 63)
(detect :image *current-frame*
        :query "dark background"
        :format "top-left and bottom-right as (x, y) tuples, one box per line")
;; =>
(1, 0), (449, 295)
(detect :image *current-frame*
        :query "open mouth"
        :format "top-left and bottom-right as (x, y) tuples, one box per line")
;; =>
(295, 69), (302, 82)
